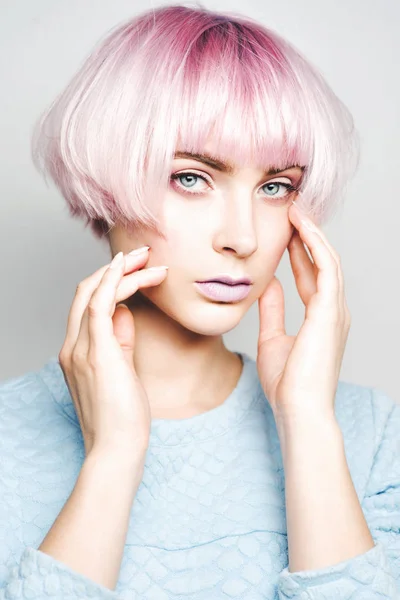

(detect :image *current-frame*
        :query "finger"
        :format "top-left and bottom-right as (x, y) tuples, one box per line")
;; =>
(289, 201), (344, 301)
(76, 264), (168, 358)
(62, 249), (150, 357)
(86, 260), (168, 354)
(258, 276), (286, 344)
(306, 228), (344, 304)
(291, 196), (341, 262)
(289, 213), (340, 312)
(112, 304), (136, 355)
(287, 231), (317, 306)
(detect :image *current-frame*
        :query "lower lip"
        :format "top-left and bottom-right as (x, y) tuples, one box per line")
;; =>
(195, 281), (252, 302)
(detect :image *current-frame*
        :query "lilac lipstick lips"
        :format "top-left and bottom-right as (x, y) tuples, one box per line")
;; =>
(195, 276), (252, 302)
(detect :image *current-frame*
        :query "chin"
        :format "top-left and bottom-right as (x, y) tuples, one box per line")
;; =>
(169, 300), (248, 336)
(140, 285), (252, 335)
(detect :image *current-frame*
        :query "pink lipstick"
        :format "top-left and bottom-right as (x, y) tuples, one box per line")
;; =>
(194, 280), (252, 302)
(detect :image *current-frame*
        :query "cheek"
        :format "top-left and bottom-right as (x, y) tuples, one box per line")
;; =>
(257, 219), (293, 268)
(159, 199), (209, 254)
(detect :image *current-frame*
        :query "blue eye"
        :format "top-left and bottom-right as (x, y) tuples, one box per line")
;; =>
(170, 171), (298, 199)
(175, 174), (201, 188)
(262, 181), (297, 198)
(170, 172), (210, 196)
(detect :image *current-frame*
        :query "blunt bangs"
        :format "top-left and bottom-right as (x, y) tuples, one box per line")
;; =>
(31, 3), (360, 242)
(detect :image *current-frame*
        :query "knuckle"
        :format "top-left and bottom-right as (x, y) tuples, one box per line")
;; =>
(71, 348), (87, 369)
(86, 353), (98, 371)
(75, 280), (87, 295)
(87, 300), (104, 318)
(58, 347), (70, 367)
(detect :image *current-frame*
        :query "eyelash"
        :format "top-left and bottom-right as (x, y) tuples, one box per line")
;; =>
(170, 171), (299, 200)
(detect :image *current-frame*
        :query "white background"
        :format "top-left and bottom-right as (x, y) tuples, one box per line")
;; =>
(0, 0), (399, 402)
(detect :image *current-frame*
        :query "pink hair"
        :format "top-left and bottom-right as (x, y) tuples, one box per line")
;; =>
(31, 2), (360, 244)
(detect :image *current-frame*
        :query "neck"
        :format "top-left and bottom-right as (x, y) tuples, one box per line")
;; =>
(125, 292), (243, 419)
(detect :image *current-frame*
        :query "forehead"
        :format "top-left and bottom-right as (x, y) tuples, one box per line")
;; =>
(173, 150), (305, 177)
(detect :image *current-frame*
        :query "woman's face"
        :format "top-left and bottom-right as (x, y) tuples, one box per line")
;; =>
(109, 141), (304, 335)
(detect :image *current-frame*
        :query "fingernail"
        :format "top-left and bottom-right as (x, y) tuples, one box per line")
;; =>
(301, 218), (318, 233)
(109, 251), (124, 269)
(146, 266), (168, 271)
(292, 201), (318, 232)
(128, 245), (150, 256)
(291, 199), (306, 213)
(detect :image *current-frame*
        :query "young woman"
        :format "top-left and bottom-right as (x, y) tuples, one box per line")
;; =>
(0, 4), (398, 599)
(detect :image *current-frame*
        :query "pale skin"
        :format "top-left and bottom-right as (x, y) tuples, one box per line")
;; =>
(38, 139), (374, 589)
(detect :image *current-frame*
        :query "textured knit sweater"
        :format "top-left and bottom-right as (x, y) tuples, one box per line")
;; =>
(0, 352), (399, 599)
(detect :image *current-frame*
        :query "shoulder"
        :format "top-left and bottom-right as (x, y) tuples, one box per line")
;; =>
(0, 358), (78, 461)
(334, 379), (399, 444)
(0, 361), (84, 570)
(0, 360), (53, 417)
(333, 380), (399, 494)
(0, 357), (78, 427)
(0, 358), (59, 398)
(0, 357), (83, 488)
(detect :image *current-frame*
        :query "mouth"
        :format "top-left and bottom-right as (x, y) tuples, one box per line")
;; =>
(196, 275), (253, 286)
(194, 280), (252, 303)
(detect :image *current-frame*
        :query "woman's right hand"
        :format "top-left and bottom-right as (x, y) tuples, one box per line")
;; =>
(58, 246), (167, 459)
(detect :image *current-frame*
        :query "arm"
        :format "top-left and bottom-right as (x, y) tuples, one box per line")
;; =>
(1, 446), (146, 599)
(277, 413), (374, 571)
(38, 446), (146, 590)
(275, 392), (399, 599)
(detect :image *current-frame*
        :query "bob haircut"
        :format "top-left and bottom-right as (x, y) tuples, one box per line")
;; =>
(31, 2), (360, 244)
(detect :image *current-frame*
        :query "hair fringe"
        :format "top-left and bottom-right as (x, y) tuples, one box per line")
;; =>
(31, 2), (360, 242)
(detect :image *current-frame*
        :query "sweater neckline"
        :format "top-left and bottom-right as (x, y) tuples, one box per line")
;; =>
(38, 351), (262, 447)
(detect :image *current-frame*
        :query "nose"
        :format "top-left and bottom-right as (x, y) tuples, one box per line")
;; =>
(212, 193), (258, 258)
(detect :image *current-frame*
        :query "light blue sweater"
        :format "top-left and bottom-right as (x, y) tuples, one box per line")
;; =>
(0, 352), (399, 599)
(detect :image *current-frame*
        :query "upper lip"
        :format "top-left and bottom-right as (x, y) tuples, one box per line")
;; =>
(197, 274), (253, 285)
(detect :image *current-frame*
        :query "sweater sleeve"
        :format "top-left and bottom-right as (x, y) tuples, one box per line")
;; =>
(0, 372), (123, 600)
(276, 388), (400, 600)
(0, 547), (121, 599)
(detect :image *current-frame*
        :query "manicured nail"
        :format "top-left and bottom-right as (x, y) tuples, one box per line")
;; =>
(292, 201), (318, 232)
(128, 245), (150, 255)
(291, 199), (307, 213)
(146, 266), (169, 271)
(109, 251), (124, 269)
(301, 219), (319, 233)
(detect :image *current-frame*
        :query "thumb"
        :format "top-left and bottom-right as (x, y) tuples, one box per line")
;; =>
(112, 303), (136, 367)
(258, 276), (286, 345)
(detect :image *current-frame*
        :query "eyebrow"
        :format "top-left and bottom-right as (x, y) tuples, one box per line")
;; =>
(173, 151), (306, 176)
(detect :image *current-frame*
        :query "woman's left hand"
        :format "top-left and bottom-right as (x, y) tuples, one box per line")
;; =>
(256, 200), (351, 422)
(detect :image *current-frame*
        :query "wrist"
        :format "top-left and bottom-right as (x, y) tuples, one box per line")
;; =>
(86, 442), (147, 481)
(273, 408), (343, 456)
(273, 404), (339, 431)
